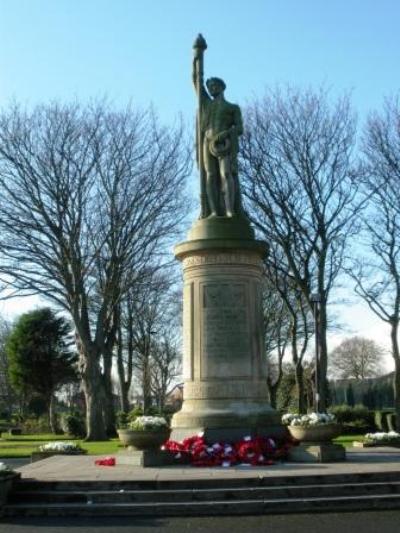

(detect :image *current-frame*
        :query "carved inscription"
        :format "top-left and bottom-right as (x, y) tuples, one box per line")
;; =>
(183, 253), (261, 268)
(201, 283), (251, 377)
(185, 381), (268, 399)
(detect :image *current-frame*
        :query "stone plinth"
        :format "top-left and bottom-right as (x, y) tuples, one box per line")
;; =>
(288, 443), (346, 463)
(171, 217), (282, 442)
(117, 450), (182, 467)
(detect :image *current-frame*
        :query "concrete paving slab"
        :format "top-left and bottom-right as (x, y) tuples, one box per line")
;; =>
(12, 447), (400, 482)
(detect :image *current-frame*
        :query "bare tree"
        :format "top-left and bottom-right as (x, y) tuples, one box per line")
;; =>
(263, 280), (290, 409)
(348, 96), (400, 423)
(329, 336), (386, 380)
(264, 245), (314, 412)
(0, 102), (191, 439)
(150, 335), (181, 410)
(241, 86), (361, 410)
(117, 270), (180, 413)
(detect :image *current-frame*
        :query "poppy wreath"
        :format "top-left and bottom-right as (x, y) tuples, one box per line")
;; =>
(162, 434), (295, 467)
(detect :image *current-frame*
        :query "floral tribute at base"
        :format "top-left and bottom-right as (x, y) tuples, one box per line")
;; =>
(162, 434), (295, 467)
(364, 431), (400, 446)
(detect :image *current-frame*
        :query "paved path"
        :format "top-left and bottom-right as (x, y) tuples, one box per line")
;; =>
(2, 510), (400, 533)
(13, 447), (400, 482)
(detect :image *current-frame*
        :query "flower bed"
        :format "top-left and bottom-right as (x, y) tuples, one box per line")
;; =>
(162, 434), (294, 467)
(282, 412), (336, 427)
(38, 441), (87, 454)
(128, 416), (169, 431)
(32, 441), (87, 462)
(363, 431), (400, 447)
(118, 416), (171, 450)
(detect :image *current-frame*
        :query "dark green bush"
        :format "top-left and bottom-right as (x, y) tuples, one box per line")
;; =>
(21, 416), (51, 434)
(374, 410), (386, 431)
(116, 411), (129, 429)
(374, 409), (397, 432)
(386, 412), (397, 431)
(329, 404), (375, 430)
(61, 413), (86, 438)
(127, 406), (144, 422)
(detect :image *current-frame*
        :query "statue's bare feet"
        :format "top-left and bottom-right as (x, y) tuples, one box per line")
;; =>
(209, 212), (218, 218)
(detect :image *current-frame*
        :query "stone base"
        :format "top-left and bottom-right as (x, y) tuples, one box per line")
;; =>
(117, 450), (183, 467)
(288, 443), (346, 463)
(172, 227), (280, 446)
(170, 424), (287, 444)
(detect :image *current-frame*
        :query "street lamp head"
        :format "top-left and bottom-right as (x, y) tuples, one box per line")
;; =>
(310, 293), (321, 303)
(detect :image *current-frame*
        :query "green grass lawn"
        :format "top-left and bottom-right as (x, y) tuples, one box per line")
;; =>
(0, 433), (123, 458)
(333, 434), (365, 448)
(0, 432), (366, 458)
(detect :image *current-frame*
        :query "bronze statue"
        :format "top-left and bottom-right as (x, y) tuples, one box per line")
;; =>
(192, 35), (243, 218)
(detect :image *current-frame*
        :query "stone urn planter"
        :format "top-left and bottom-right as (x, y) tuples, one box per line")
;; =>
(117, 428), (170, 450)
(287, 423), (342, 443)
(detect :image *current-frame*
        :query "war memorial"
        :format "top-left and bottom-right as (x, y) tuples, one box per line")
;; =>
(170, 34), (281, 442)
(2, 35), (400, 519)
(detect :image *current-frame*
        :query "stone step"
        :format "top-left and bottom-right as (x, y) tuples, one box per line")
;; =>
(9, 481), (400, 504)
(13, 469), (400, 492)
(5, 493), (400, 517)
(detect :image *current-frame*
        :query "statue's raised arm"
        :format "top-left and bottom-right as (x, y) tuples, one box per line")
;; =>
(192, 34), (244, 218)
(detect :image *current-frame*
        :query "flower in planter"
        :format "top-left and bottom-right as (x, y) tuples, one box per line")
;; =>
(364, 431), (400, 446)
(282, 412), (336, 427)
(38, 441), (87, 454)
(128, 416), (169, 432)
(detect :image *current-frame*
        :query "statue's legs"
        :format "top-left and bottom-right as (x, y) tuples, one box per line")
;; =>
(220, 157), (235, 217)
(203, 144), (219, 217)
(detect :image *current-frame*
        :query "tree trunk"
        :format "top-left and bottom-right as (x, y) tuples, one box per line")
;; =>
(294, 362), (306, 414)
(102, 351), (116, 436)
(80, 347), (107, 441)
(142, 356), (152, 414)
(390, 320), (400, 430)
(119, 381), (130, 413)
(116, 321), (132, 413)
(116, 338), (131, 413)
(48, 394), (61, 434)
(268, 381), (278, 409)
(318, 302), (328, 411)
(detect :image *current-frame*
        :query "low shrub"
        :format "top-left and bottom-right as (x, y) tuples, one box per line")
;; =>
(116, 411), (129, 429)
(374, 410), (397, 432)
(61, 413), (86, 438)
(21, 416), (51, 434)
(329, 404), (375, 432)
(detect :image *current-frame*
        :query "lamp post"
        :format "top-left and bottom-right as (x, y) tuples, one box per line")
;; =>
(310, 292), (321, 413)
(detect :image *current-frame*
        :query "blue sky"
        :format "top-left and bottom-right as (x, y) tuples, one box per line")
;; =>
(1, 0), (399, 366)
(1, 0), (399, 123)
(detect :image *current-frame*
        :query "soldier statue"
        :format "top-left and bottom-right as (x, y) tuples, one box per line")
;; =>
(192, 35), (244, 218)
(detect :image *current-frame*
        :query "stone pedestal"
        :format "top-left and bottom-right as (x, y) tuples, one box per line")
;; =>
(288, 443), (346, 463)
(117, 450), (182, 467)
(171, 217), (282, 442)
